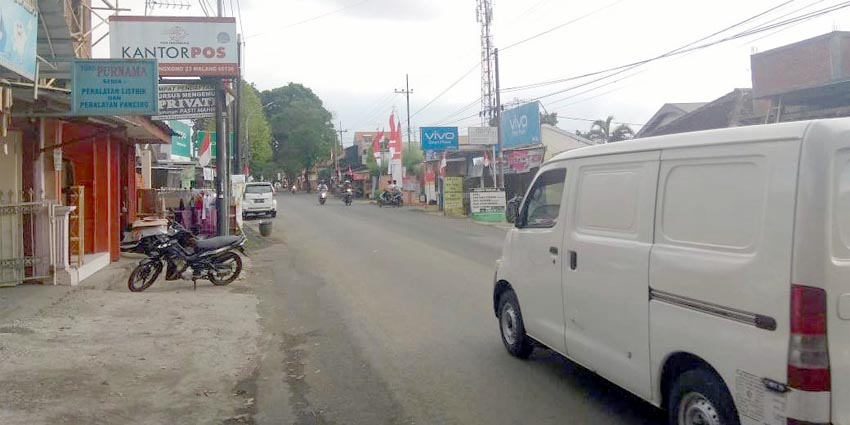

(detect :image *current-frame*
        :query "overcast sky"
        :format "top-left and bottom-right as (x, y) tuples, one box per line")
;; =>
(94, 0), (850, 142)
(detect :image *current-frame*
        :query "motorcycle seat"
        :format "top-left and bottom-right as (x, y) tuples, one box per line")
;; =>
(196, 235), (243, 251)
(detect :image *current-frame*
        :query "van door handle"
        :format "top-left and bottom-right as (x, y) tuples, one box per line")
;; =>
(549, 246), (558, 255)
(569, 250), (578, 270)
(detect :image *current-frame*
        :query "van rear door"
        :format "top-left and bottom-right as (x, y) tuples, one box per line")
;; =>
(794, 120), (850, 425)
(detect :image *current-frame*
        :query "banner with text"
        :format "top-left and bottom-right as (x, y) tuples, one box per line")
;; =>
(420, 127), (459, 151)
(443, 176), (464, 216)
(153, 84), (216, 120)
(168, 120), (192, 159)
(0, 0), (37, 81)
(502, 147), (545, 175)
(500, 102), (541, 149)
(467, 126), (498, 145)
(71, 59), (158, 116)
(109, 16), (238, 77)
(470, 188), (506, 213)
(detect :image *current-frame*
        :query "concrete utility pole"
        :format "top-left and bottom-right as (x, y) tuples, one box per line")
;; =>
(395, 74), (413, 148)
(336, 121), (347, 177)
(494, 47), (504, 189)
(233, 34), (242, 175)
(216, 0), (230, 235)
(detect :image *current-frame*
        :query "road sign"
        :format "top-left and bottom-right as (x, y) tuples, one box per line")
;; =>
(153, 84), (216, 120)
(71, 59), (158, 116)
(500, 102), (541, 149)
(420, 127), (459, 151)
(467, 127), (498, 145)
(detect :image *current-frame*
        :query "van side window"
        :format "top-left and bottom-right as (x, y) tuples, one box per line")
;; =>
(660, 160), (764, 249)
(521, 168), (567, 228)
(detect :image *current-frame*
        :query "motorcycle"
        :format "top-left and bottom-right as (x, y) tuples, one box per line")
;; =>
(377, 190), (403, 208)
(343, 188), (353, 206)
(124, 219), (245, 292)
(290, 185), (297, 194)
(319, 190), (328, 205)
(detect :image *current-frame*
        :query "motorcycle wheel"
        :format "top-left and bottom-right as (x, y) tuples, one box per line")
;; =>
(209, 252), (242, 286)
(128, 260), (163, 292)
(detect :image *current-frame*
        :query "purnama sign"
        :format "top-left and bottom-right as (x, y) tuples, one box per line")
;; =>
(109, 16), (238, 77)
(71, 59), (158, 116)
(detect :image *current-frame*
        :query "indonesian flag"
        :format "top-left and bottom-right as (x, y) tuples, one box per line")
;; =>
(388, 113), (399, 159)
(372, 129), (384, 166)
(483, 150), (490, 168)
(347, 165), (353, 175)
(393, 121), (402, 160)
(198, 131), (212, 167)
(243, 164), (249, 176)
(440, 150), (447, 177)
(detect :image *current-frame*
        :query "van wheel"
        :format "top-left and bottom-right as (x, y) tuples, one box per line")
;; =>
(498, 290), (533, 359)
(668, 368), (739, 425)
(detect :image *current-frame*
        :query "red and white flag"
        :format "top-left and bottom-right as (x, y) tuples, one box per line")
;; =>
(483, 150), (490, 168)
(372, 129), (384, 167)
(198, 132), (212, 167)
(439, 150), (447, 177)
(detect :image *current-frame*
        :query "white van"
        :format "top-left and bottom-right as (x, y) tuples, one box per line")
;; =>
(493, 118), (850, 425)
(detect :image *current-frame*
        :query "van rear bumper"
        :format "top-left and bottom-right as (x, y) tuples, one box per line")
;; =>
(785, 390), (830, 424)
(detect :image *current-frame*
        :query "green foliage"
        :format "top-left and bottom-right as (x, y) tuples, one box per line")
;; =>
(402, 145), (424, 176)
(586, 115), (634, 143)
(262, 83), (336, 178)
(540, 112), (558, 126)
(241, 81), (273, 170)
(365, 148), (387, 177)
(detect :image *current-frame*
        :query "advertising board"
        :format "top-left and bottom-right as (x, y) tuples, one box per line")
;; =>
(71, 59), (158, 116)
(153, 84), (216, 120)
(420, 127), (459, 151)
(500, 102), (541, 149)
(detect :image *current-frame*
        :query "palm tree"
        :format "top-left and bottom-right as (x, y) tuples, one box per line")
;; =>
(586, 115), (634, 144)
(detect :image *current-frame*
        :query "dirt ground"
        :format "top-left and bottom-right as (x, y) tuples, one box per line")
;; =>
(0, 258), (261, 425)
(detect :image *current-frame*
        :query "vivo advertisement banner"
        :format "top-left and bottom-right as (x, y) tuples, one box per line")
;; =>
(71, 59), (159, 116)
(500, 102), (541, 149)
(0, 0), (37, 81)
(420, 126), (459, 151)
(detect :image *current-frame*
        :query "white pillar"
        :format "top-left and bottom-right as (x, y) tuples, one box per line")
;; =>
(140, 149), (152, 189)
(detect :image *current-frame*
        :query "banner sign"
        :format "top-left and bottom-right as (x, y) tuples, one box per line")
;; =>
(71, 59), (158, 116)
(153, 84), (216, 120)
(500, 102), (541, 149)
(503, 147), (546, 175)
(0, 0), (37, 80)
(424, 150), (441, 161)
(109, 16), (239, 77)
(420, 126), (459, 151)
(168, 120), (192, 159)
(467, 126), (498, 145)
(443, 176), (464, 216)
(194, 130), (234, 159)
(470, 188), (506, 213)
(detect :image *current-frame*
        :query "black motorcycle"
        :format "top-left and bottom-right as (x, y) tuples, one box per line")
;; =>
(124, 221), (245, 292)
(377, 190), (403, 208)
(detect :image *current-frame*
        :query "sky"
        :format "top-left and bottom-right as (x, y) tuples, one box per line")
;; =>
(92, 0), (850, 143)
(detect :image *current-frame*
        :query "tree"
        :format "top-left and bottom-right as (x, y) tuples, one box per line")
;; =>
(586, 115), (634, 143)
(540, 112), (559, 126)
(365, 148), (388, 177)
(262, 83), (336, 182)
(240, 81), (272, 173)
(402, 145), (424, 177)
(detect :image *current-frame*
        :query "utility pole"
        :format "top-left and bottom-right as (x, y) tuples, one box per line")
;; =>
(494, 47), (504, 189)
(215, 0), (230, 235)
(233, 34), (242, 175)
(336, 121), (347, 178)
(395, 74), (413, 148)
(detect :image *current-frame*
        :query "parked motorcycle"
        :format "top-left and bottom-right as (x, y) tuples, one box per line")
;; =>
(343, 188), (353, 206)
(124, 219), (245, 292)
(377, 190), (403, 208)
(319, 190), (328, 205)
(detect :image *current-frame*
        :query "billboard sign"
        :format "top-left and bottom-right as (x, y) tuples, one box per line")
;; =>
(467, 126), (498, 145)
(500, 102), (541, 149)
(443, 176), (464, 216)
(0, 0), (37, 80)
(71, 59), (158, 116)
(153, 84), (216, 120)
(109, 16), (239, 77)
(168, 120), (192, 159)
(194, 130), (234, 159)
(420, 126), (459, 151)
(502, 147), (546, 174)
(470, 188), (506, 213)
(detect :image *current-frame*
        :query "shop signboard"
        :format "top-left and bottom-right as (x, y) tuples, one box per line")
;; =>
(109, 16), (239, 77)
(168, 120), (192, 159)
(153, 84), (216, 120)
(467, 126), (498, 145)
(443, 176), (464, 216)
(0, 0), (37, 80)
(420, 126), (459, 151)
(194, 130), (234, 159)
(470, 188), (506, 213)
(500, 102), (541, 149)
(502, 147), (546, 175)
(71, 59), (158, 116)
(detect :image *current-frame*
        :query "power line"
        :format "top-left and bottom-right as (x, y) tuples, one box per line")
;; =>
(406, 63), (479, 124)
(434, 97), (482, 126)
(247, 0), (370, 38)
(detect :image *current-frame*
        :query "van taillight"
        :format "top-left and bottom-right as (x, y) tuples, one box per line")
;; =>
(788, 284), (830, 392)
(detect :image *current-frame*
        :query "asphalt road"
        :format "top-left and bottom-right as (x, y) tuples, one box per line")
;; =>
(245, 192), (663, 425)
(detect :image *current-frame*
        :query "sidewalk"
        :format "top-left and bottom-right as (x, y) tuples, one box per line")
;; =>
(0, 253), (260, 425)
(406, 205), (515, 230)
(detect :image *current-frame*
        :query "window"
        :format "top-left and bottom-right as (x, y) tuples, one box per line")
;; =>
(660, 160), (763, 249)
(245, 184), (273, 194)
(520, 168), (567, 228)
